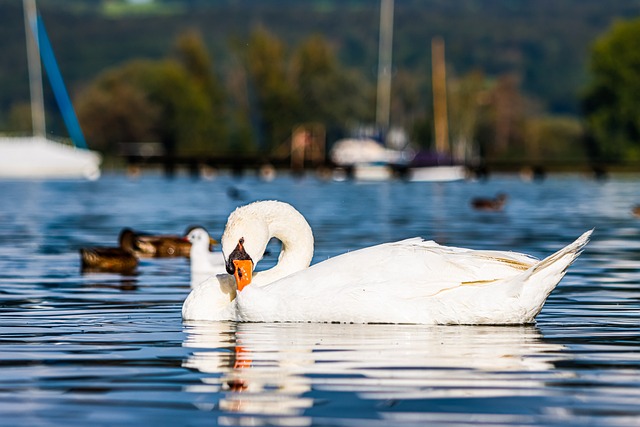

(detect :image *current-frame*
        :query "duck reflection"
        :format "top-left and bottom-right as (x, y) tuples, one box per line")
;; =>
(182, 322), (568, 419)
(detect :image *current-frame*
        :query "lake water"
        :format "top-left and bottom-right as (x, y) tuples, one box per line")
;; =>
(1, 172), (640, 426)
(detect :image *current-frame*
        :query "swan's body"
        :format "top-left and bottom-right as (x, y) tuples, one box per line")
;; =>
(182, 200), (591, 324)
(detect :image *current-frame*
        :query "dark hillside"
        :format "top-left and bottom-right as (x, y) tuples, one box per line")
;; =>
(1, 0), (639, 127)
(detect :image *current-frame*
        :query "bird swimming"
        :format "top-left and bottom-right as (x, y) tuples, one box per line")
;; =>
(79, 228), (139, 273)
(183, 200), (591, 324)
(471, 193), (508, 211)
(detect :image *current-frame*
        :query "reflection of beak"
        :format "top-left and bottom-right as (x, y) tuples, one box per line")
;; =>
(233, 346), (252, 369)
(233, 260), (253, 291)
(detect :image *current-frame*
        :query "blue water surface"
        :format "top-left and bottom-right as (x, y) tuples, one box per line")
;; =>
(0, 172), (639, 426)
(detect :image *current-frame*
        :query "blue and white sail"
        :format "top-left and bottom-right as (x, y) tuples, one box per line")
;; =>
(0, 0), (101, 180)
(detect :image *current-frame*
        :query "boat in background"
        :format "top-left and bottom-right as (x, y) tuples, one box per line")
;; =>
(0, 0), (101, 180)
(329, 135), (411, 181)
(406, 149), (466, 182)
(0, 135), (101, 180)
(406, 37), (466, 183)
(330, 3), (465, 183)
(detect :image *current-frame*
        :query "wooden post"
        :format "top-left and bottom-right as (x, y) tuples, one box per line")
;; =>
(432, 36), (450, 155)
(376, 0), (394, 131)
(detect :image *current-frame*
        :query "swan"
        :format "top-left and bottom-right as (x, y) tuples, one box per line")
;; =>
(183, 200), (591, 324)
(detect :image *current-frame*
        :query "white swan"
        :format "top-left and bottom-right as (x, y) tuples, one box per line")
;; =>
(183, 200), (591, 324)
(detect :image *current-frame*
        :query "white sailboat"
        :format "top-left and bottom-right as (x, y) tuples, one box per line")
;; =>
(0, 0), (101, 180)
(331, 0), (465, 182)
(407, 37), (466, 182)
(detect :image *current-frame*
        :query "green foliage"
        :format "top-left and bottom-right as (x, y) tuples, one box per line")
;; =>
(4, 0), (629, 164)
(524, 116), (586, 164)
(239, 29), (372, 153)
(172, 30), (228, 150)
(242, 27), (299, 152)
(293, 35), (373, 131)
(583, 17), (640, 163)
(77, 58), (218, 156)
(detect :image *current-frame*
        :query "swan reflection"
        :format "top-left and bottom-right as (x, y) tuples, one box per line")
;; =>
(182, 322), (568, 421)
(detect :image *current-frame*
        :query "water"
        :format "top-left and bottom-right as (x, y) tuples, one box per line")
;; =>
(1, 173), (640, 426)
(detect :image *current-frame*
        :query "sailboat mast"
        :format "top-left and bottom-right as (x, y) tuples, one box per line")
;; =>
(375, 0), (394, 132)
(23, 0), (46, 138)
(431, 36), (449, 155)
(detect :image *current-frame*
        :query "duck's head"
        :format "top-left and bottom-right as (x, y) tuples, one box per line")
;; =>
(119, 228), (138, 252)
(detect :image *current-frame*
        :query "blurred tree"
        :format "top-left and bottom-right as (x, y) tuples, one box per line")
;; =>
(292, 34), (372, 128)
(75, 29), (230, 157)
(447, 70), (488, 163)
(582, 17), (640, 163)
(172, 30), (228, 150)
(524, 116), (586, 164)
(76, 59), (214, 156)
(242, 27), (299, 152)
(76, 77), (159, 153)
(389, 69), (422, 134)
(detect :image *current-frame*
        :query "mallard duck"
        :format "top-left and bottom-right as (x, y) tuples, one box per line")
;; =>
(80, 228), (138, 273)
(129, 227), (196, 258)
(183, 201), (591, 324)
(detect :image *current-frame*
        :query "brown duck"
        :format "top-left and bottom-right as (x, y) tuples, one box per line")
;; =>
(130, 225), (217, 257)
(471, 193), (508, 212)
(79, 228), (139, 273)
(132, 229), (191, 258)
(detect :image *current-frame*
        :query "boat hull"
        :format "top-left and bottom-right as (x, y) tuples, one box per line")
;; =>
(0, 136), (101, 180)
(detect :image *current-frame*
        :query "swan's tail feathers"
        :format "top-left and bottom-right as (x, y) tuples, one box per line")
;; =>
(520, 229), (593, 306)
(532, 229), (592, 275)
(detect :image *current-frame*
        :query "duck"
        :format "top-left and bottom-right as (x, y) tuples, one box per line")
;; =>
(128, 227), (197, 258)
(632, 205), (640, 217)
(471, 193), (508, 211)
(182, 200), (591, 325)
(186, 226), (226, 276)
(80, 228), (139, 273)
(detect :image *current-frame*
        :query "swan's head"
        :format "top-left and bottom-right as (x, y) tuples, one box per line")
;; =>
(221, 202), (272, 289)
(221, 200), (313, 291)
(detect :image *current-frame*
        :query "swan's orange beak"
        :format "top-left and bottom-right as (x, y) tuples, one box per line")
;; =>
(233, 259), (253, 291)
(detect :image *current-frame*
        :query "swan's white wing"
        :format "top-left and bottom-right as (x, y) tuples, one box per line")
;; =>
(268, 238), (535, 293)
(237, 238), (538, 323)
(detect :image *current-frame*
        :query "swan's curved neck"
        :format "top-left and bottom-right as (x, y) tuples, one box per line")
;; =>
(222, 201), (313, 286)
(223, 201), (315, 286)
(254, 203), (314, 285)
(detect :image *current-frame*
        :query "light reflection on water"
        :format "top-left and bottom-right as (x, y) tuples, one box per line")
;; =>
(183, 322), (570, 425)
(0, 173), (640, 426)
